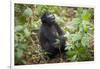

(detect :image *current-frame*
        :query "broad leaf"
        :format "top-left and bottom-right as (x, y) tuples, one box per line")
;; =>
(23, 7), (33, 17)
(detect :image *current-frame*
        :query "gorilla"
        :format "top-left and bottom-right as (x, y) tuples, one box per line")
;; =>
(39, 12), (66, 58)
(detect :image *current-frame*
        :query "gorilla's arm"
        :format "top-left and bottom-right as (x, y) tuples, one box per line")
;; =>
(54, 23), (65, 36)
(54, 23), (66, 48)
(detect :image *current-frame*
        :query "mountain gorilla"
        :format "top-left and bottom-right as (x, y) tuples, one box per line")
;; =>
(39, 12), (66, 58)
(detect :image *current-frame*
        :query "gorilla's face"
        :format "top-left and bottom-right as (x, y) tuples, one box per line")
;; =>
(46, 14), (55, 23)
(41, 12), (56, 26)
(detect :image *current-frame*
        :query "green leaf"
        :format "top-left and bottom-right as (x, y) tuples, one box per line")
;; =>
(55, 39), (60, 44)
(64, 33), (69, 40)
(65, 45), (74, 50)
(24, 28), (30, 37)
(15, 25), (23, 32)
(81, 35), (89, 47)
(71, 55), (77, 61)
(16, 49), (23, 59)
(67, 50), (76, 58)
(18, 43), (27, 50)
(70, 34), (81, 42)
(82, 21), (89, 33)
(82, 10), (91, 21)
(23, 7), (33, 17)
(54, 39), (60, 48)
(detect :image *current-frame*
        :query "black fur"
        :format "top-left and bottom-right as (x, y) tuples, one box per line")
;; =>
(39, 12), (66, 58)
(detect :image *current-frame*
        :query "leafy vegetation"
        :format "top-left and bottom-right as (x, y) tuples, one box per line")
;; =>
(14, 4), (94, 65)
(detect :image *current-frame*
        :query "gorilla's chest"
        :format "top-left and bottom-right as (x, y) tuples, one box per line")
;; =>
(49, 26), (58, 36)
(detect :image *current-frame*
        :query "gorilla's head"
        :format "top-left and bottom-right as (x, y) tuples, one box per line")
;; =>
(41, 12), (56, 26)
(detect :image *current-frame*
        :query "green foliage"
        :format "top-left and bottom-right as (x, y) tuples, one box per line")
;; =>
(23, 7), (33, 17)
(14, 4), (94, 64)
(65, 8), (94, 61)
